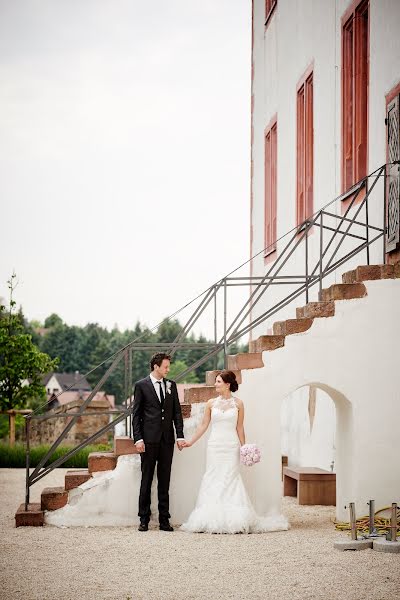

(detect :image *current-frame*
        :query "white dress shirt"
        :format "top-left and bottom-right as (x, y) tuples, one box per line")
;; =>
(135, 374), (184, 445)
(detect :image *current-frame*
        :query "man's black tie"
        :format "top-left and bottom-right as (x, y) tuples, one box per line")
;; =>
(157, 381), (165, 406)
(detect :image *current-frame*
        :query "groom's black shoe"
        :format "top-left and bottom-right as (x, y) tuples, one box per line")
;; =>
(159, 520), (174, 532)
(138, 520), (149, 532)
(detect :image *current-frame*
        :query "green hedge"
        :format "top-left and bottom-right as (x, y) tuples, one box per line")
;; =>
(0, 442), (112, 468)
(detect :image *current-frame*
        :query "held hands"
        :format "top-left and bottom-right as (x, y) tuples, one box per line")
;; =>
(136, 440), (191, 452)
(177, 440), (192, 451)
(135, 441), (145, 453)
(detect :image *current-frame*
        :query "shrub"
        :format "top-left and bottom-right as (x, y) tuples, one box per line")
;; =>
(0, 442), (112, 468)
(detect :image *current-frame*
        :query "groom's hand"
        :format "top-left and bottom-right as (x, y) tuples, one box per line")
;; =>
(135, 441), (145, 453)
(177, 440), (186, 451)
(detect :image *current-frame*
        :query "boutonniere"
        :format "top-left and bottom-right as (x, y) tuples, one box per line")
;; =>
(166, 381), (172, 394)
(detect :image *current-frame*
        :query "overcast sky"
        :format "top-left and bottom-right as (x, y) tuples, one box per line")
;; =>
(0, 0), (251, 338)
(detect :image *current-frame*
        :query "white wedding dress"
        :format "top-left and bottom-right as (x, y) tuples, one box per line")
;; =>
(44, 397), (289, 531)
(180, 396), (289, 534)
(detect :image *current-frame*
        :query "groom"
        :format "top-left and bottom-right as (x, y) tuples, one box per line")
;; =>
(132, 352), (185, 532)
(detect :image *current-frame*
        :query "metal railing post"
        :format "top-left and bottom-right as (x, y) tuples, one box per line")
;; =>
(25, 417), (31, 510)
(389, 503), (398, 541)
(305, 222), (309, 304)
(319, 211), (323, 298)
(223, 279), (228, 367)
(365, 177), (370, 265)
(383, 163), (387, 263)
(128, 347), (132, 438)
(368, 499), (377, 536)
(124, 349), (128, 436)
(349, 502), (357, 541)
(214, 285), (218, 370)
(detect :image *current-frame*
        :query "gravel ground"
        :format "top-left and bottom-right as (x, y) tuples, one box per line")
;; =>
(1, 468), (399, 600)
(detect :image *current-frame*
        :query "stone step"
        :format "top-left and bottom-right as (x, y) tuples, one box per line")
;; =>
(184, 385), (218, 404)
(248, 339), (257, 353)
(205, 370), (242, 385)
(319, 282), (367, 302)
(15, 503), (44, 527)
(342, 264), (395, 284)
(41, 486), (68, 511)
(88, 451), (118, 474)
(273, 318), (313, 336)
(296, 301), (335, 319)
(114, 435), (138, 456)
(227, 352), (264, 371)
(65, 469), (92, 491)
(249, 335), (285, 353)
(181, 403), (192, 418)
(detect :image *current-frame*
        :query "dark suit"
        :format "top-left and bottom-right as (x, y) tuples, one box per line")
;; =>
(131, 375), (184, 522)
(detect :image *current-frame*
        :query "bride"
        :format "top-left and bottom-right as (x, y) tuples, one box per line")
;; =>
(180, 370), (289, 534)
(44, 370), (288, 532)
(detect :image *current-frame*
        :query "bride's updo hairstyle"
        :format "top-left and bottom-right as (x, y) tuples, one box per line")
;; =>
(219, 370), (239, 393)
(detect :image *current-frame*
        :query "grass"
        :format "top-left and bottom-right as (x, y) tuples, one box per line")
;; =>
(0, 441), (113, 468)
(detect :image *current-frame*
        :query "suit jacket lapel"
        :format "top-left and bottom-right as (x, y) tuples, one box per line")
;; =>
(145, 376), (161, 406)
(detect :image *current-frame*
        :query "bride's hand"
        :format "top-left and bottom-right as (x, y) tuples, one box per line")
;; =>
(184, 440), (193, 448)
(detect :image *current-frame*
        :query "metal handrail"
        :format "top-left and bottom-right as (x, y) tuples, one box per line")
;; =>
(23, 163), (392, 508)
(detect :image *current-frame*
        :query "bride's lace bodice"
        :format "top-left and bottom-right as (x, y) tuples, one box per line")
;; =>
(211, 396), (238, 413)
(208, 396), (239, 446)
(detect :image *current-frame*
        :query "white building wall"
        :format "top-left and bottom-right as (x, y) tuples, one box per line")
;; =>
(250, 0), (400, 473)
(46, 374), (62, 394)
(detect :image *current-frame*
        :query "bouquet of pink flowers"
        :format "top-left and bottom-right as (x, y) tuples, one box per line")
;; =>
(240, 444), (261, 467)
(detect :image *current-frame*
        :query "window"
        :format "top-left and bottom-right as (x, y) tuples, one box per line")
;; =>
(265, 0), (277, 27)
(264, 120), (277, 256)
(342, 0), (369, 192)
(296, 72), (314, 226)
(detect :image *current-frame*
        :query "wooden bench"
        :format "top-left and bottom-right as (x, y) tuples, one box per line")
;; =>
(281, 455), (288, 480)
(283, 466), (336, 506)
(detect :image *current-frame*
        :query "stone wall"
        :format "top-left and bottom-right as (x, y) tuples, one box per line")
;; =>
(27, 398), (112, 446)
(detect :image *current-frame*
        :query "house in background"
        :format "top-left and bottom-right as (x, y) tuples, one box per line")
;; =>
(43, 371), (92, 397)
(43, 371), (115, 410)
(250, 0), (400, 471)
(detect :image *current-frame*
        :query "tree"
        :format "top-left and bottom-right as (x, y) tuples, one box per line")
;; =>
(0, 274), (58, 412)
(167, 360), (199, 383)
(44, 313), (63, 328)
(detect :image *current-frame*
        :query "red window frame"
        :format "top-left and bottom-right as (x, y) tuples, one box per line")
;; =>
(265, 0), (277, 28)
(341, 0), (369, 194)
(264, 118), (277, 259)
(296, 70), (314, 227)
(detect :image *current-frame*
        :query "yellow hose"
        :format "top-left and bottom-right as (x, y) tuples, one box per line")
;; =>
(334, 506), (400, 535)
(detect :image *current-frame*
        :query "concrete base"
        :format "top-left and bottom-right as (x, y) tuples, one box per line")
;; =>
(373, 539), (400, 553)
(334, 539), (373, 551)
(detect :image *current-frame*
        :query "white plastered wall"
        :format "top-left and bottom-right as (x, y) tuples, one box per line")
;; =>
(170, 279), (400, 523)
(249, 0), (400, 482)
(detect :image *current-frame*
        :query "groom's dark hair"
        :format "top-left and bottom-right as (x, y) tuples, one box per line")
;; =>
(150, 352), (171, 371)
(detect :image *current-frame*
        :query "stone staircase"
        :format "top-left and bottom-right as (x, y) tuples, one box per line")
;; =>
(15, 261), (399, 526)
(15, 436), (138, 526)
(183, 262), (400, 409)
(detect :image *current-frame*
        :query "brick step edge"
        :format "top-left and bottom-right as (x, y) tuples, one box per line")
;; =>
(88, 452), (118, 474)
(114, 435), (139, 456)
(227, 352), (264, 371)
(249, 335), (285, 353)
(15, 503), (44, 527)
(41, 486), (68, 511)
(342, 263), (399, 284)
(296, 301), (335, 319)
(65, 470), (92, 491)
(273, 318), (313, 336)
(184, 385), (219, 404)
(319, 282), (367, 302)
